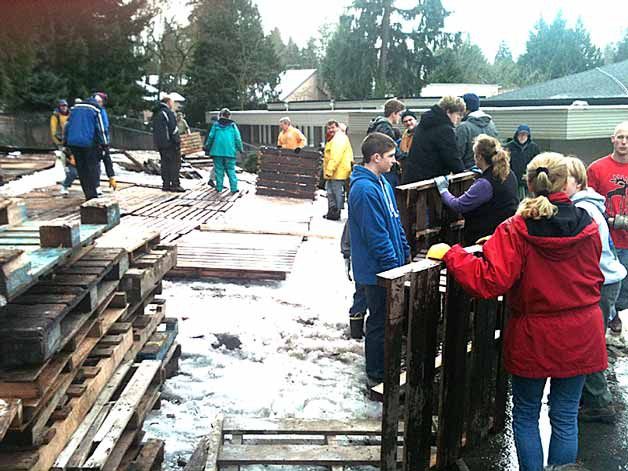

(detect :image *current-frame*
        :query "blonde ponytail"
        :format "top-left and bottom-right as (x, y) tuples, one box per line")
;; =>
(516, 152), (567, 220)
(473, 134), (511, 182)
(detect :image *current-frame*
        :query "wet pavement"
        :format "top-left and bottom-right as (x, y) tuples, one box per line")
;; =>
(463, 352), (628, 471)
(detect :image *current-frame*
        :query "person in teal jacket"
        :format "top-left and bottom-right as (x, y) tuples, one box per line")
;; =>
(204, 108), (243, 192)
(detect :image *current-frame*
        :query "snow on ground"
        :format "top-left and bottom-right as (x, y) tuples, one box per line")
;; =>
(142, 196), (382, 469)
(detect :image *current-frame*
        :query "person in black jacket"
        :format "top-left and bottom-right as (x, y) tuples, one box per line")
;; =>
(366, 98), (405, 187)
(506, 124), (541, 200)
(403, 96), (466, 184)
(153, 95), (183, 192)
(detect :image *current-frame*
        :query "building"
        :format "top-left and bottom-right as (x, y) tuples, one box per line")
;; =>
(420, 83), (501, 98)
(276, 69), (329, 103)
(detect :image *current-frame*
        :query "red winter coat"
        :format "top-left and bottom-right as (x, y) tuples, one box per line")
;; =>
(444, 193), (607, 378)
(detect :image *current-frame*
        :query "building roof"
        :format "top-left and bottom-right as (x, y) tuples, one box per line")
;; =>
(276, 69), (317, 101)
(420, 83), (500, 98)
(493, 60), (628, 101)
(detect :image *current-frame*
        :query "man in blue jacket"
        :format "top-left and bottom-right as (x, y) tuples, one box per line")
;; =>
(64, 97), (108, 200)
(349, 132), (410, 386)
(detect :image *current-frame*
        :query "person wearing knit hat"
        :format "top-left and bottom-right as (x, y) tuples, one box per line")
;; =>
(456, 92), (499, 169)
(506, 124), (541, 200)
(398, 110), (417, 176)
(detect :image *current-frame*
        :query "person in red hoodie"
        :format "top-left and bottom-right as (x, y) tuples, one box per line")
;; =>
(428, 153), (606, 471)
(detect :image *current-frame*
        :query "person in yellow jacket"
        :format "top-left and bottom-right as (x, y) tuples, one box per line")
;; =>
(50, 99), (70, 148)
(323, 120), (353, 220)
(277, 117), (306, 150)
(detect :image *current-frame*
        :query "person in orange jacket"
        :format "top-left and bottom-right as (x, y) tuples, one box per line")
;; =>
(277, 117), (306, 150)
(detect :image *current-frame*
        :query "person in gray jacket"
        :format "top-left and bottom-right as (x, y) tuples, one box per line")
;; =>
(456, 93), (499, 169)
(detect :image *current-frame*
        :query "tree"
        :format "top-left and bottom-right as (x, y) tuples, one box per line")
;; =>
(426, 37), (491, 84)
(518, 13), (602, 83)
(0, 0), (153, 114)
(617, 31), (628, 63)
(492, 41), (522, 89)
(185, 0), (281, 124)
(320, 0), (454, 99)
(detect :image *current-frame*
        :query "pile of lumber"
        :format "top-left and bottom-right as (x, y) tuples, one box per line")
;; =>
(179, 132), (204, 156)
(256, 147), (322, 199)
(0, 201), (180, 471)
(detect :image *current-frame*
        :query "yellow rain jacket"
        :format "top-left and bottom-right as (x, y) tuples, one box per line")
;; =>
(323, 132), (353, 180)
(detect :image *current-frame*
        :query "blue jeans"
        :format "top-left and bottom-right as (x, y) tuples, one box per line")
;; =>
(615, 248), (628, 314)
(349, 283), (367, 315)
(364, 284), (387, 381)
(512, 375), (585, 471)
(213, 156), (238, 192)
(325, 180), (345, 212)
(62, 164), (78, 189)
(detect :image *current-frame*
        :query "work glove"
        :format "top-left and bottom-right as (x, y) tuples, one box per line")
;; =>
(475, 235), (491, 245)
(67, 155), (76, 166)
(434, 175), (449, 195)
(109, 177), (117, 191)
(344, 257), (352, 281)
(426, 243), (451, 261)
(469, 165), (482, 175)
(294, 147), (301, 154)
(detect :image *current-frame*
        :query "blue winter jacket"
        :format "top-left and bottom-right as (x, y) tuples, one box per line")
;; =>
(100, 108), (110, 141)
(205, 118), (243, 158)
(348, 165), (410, 285)
(65, 99), (108, 148)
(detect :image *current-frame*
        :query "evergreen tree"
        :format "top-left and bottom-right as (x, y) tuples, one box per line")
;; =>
(518, 13), (602, 82)
(614, 30), (628, 63)
(185, 0), (281, 124)
(426, 37), (491, 84)
(321, 0), (453, 99)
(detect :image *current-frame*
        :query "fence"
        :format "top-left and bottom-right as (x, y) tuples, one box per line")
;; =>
(377, 254), (508, 470)
(395, 172), (476, 256)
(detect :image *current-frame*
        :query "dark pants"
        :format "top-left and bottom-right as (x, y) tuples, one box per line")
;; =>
(349, 283), (367, 315)
(159, 146), (181, 188)
(99, 146), (115, 178)
(364, 284), (387, 381)
(70, 146), (100, 200)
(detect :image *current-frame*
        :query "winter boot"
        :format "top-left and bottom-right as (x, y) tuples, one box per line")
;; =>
(349, 312), (365, 339)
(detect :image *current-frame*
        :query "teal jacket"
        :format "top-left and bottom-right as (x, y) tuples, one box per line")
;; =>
(205, 118), (243, 158)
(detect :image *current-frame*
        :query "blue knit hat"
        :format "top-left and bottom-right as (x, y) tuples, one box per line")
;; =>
(462, 93), (480, 112)
(516, 124), (531, 135)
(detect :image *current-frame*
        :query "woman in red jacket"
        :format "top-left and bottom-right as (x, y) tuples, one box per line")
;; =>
(430, 153), (606, 471)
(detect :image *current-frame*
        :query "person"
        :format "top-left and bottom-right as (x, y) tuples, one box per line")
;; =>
(507, 124), (541, 200)
(92, 92), (116, 193)
(176, 112), (191, 135)
(403, 96), (466, 184)
(367, 98), (405, 187)
(64, 96), (109, 200)
(398, 110), (417, 168)
(153, 95), (183, 192)
(323, 120), (353, 220)
(341, 220), (367, 340)
(429, 153), (606, 471)
(348, 132), (410, 386)
(587, 121), (628, 337)
(565, 156), (626, 423)
(204, 108), (242, 193)
(277, 117), (306, 150)
(456, 93), (499, 169)
(50, 99), (77, 195)
(434, 134), (518, 246)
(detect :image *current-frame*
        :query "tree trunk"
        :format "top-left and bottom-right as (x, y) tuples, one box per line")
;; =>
(376, 0), (393, 96)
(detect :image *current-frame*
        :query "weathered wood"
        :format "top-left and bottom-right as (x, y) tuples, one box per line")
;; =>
(39, 224), (80, 248)
(0, 199), (27, 226)
(204, 415), (224, 471)
(403, 265), (441, 471)
(138, 317), (178, 361)
(436, 272), (472, 468)
(222, 418), (399, 436)
(127, 439), (165, 471)
(0, 399), (22, 441)
(80, 200), (120, 228)
(82, 360), (161, 469)
(379, 276), (406, 471)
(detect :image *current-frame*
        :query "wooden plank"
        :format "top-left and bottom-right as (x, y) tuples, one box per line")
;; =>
(204, 415), (223, 471)
(0, 399), (22, 441)
(0, 199), (27, 226)
(126, 439), (164, 471)
(436, 272), (472, 468)
(80, 200), (120, 229)
(82, 361), (161, 469)
(222, 418), (397, 436)
(402, 265), (441, 471)
(379, 276), (406, 471)
(39, 224), (81, 248)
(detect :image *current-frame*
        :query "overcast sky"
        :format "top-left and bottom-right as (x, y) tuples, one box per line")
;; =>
(168, 0), (625, 61)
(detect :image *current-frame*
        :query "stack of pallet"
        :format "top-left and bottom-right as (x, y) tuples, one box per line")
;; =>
(0, 198), (180, 471)
(256, 147), (322, 199)
(179, 132), (204, 156)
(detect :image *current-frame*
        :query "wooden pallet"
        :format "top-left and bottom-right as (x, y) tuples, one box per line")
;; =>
(117, 438), (164, 471)
(137, 318), (178, 361)
(0, 248), (128, 367)
(0, 154), (56, 183)
(180, 132), (204, 156)
(0, 324), (134, 471)
(111, 216), (199, 244)
(256, 147), (322, 200)
(168, 230), (301, 281)
(95, 226), (161, 264)
(121, 245), (177, 304)
(186, 417), (436, 471)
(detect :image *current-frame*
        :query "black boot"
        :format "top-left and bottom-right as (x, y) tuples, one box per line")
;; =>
(349, 312), (365, 339)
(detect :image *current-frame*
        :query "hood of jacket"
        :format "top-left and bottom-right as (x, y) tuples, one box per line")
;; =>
(465, 110), (494, 129)
(350, 163), (380, 187)
(571, 188), (606, 214)
(217, 117), (235, 128)
(517, 193), (597, 262)
(418, 105), (452, 131)
(367, 116), (394, 135)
